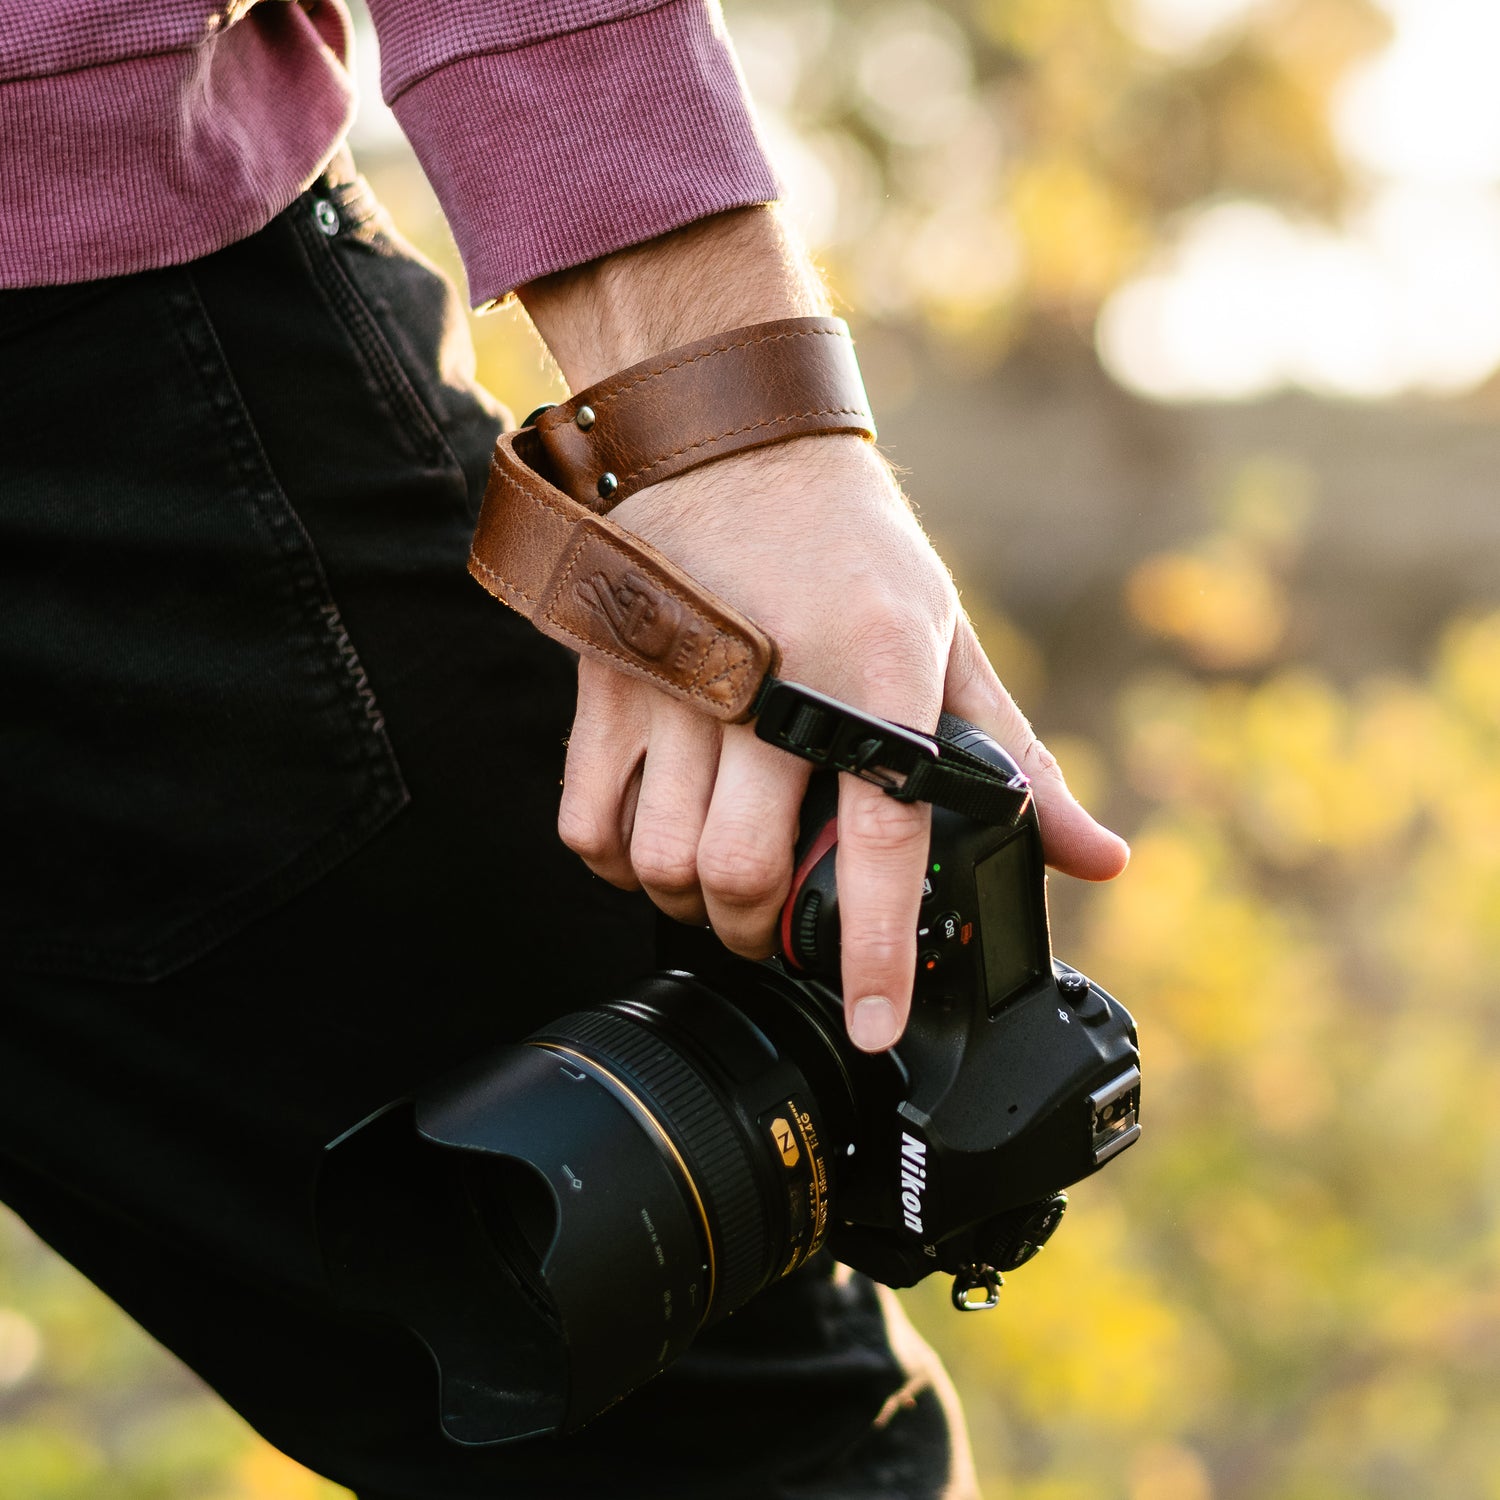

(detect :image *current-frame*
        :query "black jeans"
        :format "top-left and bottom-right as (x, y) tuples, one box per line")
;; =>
(0, 164), (968, 1499)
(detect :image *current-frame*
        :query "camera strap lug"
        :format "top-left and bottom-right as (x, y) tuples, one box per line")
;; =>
(753, 679), (1032, 827)
(951, 1264), (1003, 1311)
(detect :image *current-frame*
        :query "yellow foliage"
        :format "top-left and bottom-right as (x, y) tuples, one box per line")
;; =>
(1438, 610), (1500, 736)
(1010, 157), (1146, 308)
(1261, 0), (1395, 86)
(1126, 544), (1287, 670)
(1128, 1441), (1215, 1500)
(0, 1308), (41, 1389)
(231, 1444), (351, 1500)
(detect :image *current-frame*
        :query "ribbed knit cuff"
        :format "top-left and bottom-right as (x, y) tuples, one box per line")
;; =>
(0, 4), (353, 288)
(388, 0), (780, 306)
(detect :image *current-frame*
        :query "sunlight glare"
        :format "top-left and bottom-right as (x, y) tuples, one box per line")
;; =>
(1101, 0), (1500, 400)
(1336, 0), (1500, 185)
(1112, 0), (1264, 59)
(1098, 192), (1500, 402)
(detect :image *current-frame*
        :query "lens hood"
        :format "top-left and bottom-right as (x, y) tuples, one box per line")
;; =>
(317, 1039), (716, 1443)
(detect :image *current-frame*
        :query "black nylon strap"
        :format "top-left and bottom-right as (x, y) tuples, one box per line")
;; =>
(901, 747), (1030, 825)
(752, 679), (1030, 828)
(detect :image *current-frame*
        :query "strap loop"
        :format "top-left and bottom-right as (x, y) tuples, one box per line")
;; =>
(529, 316), (875, 511)
(469, 431), (779, 723)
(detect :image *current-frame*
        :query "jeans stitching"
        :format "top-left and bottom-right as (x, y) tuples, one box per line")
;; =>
(290, 203), (461, 475)
(170, 266), (407, 787)
(5, 269), (412, 979)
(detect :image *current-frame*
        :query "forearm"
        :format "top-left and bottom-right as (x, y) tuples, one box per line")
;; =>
(516, 206), (830, 389)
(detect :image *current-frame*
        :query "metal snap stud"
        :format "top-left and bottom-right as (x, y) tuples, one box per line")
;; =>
(575, 405), (596, 431)
(313, 199), (340, 236)
(597, 472), (619, 500)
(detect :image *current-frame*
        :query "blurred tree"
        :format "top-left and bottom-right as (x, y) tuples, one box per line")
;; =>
(907, 467), (1500, 1497)
(725, 0), (1389, 363)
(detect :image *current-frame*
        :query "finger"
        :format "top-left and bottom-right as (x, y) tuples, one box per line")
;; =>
(835, 774), (931, 1053)
(945, 617), (1129, 881)
(630, 700), (718, 926)
(558, 660), (648, 890)
(697, 726), (809, 958)
(822, 622), (948, 1053)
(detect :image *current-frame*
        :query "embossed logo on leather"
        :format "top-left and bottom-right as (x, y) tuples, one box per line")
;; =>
(539, 519), (772, 720)
(574, 567), (685, 662)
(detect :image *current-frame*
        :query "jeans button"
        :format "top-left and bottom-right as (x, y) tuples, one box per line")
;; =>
(313, 199), (340, 236)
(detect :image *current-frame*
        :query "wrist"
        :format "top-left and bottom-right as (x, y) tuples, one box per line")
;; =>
(611, 435), (909, 592)
(518, 206), (828, 388)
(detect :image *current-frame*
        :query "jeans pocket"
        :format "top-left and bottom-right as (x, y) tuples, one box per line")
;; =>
(293, 174), (511, 514)
(0, 264), (409, 982)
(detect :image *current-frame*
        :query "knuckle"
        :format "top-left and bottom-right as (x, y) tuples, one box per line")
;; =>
(838, 787), (928, 855)
(630, 826), (700, 895)
(697, 829), (786, 909)
(1023, 736), (1060, 778)
(840, 923), (911, 973)
(825, 608), (950, 718)
(848, 615), (932, 690)
(557, 795), (620, 866)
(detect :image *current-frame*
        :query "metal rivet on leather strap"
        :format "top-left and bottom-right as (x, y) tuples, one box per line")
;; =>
(575, 405), (596, 431)
(597, 472), (619, 500)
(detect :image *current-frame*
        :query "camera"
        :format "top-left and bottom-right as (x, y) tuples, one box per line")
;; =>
(316, 711), (1140, 1446)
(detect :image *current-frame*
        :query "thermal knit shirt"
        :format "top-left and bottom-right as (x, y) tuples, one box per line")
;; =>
(0, 0), (779, 305)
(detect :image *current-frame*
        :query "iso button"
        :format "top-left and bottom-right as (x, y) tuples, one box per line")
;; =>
(935, 911), (964, 944)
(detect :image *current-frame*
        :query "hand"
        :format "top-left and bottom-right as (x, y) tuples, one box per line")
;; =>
(555, 434), (1129, 1052)
(517, 206), (1128, 1052)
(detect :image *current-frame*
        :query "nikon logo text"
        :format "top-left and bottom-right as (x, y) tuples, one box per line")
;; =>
(899, 1132), (928, 1233)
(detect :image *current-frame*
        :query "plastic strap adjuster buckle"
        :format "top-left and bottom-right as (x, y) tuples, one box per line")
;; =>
(753, 680), (1034, 827)
(752, 680), (938, 795)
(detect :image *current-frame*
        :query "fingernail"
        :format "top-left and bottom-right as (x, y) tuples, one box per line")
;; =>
(850, 995), (899, 1053)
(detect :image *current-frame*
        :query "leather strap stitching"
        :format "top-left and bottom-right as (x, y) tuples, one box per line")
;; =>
(550, 325), (850, 415)
(470, 553), (534, 605)
(619, 405), (869, 487)
(469, 467), (579, 604)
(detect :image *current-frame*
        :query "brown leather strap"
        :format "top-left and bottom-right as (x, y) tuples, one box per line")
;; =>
(469, 428), (779, 722)
(531, 316), (875, 511)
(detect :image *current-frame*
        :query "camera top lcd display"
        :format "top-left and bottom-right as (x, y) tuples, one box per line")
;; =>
(974, 833), (1046, 1012)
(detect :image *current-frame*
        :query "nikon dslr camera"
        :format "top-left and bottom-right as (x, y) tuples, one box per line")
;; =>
(317, 707), (1141, 1444)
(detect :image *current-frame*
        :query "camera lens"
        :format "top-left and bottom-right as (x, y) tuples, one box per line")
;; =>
(531, 1002), (788, 1322)
(428, 967), (849, 1435)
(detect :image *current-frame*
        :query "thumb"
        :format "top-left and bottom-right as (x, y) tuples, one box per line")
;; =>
(944, 616), (1129, 881)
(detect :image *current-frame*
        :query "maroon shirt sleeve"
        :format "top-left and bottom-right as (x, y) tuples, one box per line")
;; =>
(367, 0), (782, 306)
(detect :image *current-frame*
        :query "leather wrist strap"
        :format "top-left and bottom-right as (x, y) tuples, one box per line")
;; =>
(469, 427), (779, 722)
(468, 315), (873, 721)
(529, 315), (875, 510)
(467, 391), (1030, 824)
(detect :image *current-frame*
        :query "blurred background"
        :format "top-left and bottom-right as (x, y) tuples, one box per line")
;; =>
(3, 0), (1498, 1495)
